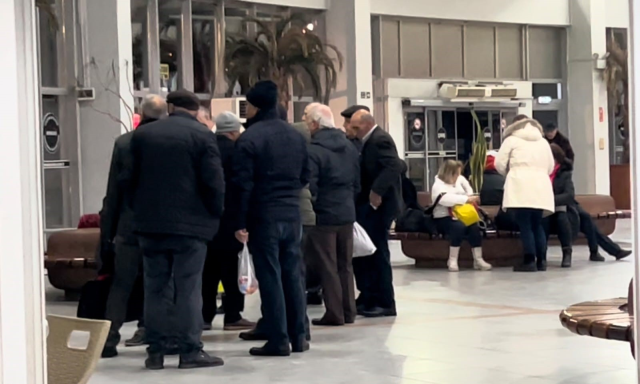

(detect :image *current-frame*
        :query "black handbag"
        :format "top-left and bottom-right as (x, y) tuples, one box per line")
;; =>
(396, 193), (445, 235)
(77, 276), (143, 322)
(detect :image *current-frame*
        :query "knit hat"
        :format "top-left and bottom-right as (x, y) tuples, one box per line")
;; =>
(485, 150), (498, 171)
(341, 105), (370, 119)
(166, 89), (200, 111)
(246, 81), (278, 110)
(215, 111), (242, 133)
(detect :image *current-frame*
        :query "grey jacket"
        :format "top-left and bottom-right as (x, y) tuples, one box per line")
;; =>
(293, 122), (316, 227)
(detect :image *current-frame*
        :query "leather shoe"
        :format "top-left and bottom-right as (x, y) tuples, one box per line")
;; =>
(589, 252), (606, 262)
(239, 328), (268, 341)
(292, 339), (310, 353)
(616, 250), (632, 260)
(224, 318), (256, 331)
(312, 318), (344, 326)
(145, 353), (164, 370)
(356, 305), (366, 316)
(513, 262), (537, 272)
(101, 346), (118, 358)
(179, 350), (224, 369)
(536, 259), (547, 271)
(361, 307), (397, 318)
(249, 342), (291, 357)
(124, 328), (146, 347)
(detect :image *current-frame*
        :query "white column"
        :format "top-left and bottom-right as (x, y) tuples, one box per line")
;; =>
(0, 0), (47, 383)
(78, 0), (134, 214)
(627, 1), (640, 380)
(567, 0), (611, 194)
(325, 0), (374, 126)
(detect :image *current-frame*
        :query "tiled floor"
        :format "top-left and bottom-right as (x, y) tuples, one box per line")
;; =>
(46, 220), (638, 383)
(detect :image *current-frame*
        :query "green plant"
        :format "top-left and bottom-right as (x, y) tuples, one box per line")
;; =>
(225, 13), (343, 107)
(469, 110), (487, 193)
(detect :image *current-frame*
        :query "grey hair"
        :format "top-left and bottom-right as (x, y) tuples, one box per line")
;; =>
(307, 104), (335, 128)
(141, 94), (167, 119)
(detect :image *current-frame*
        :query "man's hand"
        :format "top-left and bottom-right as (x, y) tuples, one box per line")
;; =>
(369, 191), (382, 209)
(235, 229), (249, 244)
(467, 195), (480, 204)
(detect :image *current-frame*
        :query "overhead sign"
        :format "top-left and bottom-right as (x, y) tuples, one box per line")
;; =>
(43, 113), (60, 154)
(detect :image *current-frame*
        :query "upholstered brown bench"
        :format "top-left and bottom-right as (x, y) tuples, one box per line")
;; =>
(392, 193), (630, 268)
(45, 228), (99, 298)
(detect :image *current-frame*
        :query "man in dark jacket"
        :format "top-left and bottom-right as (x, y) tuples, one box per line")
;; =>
(544, 123), (575, 162)
(341, 105), (370, 152)
(130, 90), (225, 370)
(304, 104), (360, 326)
(479, 152), (505, 206)
(201, 112), (255, 331)
(100, 94), (167, 358)
(231, 81), (310, 356)
(350, 110), (405, 318)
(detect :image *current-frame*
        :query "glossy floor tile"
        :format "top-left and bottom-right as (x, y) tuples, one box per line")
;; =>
(46, 220), (638, 384)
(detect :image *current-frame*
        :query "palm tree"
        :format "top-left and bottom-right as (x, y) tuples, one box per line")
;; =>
(604, 37), (629, 163)
(225, 13), (343, 107)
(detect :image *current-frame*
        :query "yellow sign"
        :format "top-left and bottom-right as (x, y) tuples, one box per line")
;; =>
(160, 64), (170, 81)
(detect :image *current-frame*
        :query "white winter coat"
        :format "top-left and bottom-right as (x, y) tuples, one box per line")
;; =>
(495, 119), (555, 215)
(431, 176), (472, 219)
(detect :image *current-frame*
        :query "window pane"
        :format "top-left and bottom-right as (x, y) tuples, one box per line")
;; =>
(406, 158), (426, 192)
(131, 0), (147, 90)
(159, 1), (182, 92)
(406, 112), (426, 152)
(38, 3), (59, 87)
(193, 0), (215, 94)
(44, 168), (74, 229)
(532, 83), (560, 99)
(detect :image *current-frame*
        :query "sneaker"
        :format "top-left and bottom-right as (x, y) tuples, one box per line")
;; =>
(179, 350), (224, 369)
(224, 318), (256, 331)
(473, 259), (492, 271)
(124, 328), (146, 347)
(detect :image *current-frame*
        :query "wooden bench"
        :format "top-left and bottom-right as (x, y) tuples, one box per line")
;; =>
(392, 193), (630, 268)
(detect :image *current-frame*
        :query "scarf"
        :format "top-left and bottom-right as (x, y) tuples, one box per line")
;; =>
(550, 163), (561, 183)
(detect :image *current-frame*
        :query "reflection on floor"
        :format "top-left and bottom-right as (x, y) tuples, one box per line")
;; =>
(46, 220), (636, 384)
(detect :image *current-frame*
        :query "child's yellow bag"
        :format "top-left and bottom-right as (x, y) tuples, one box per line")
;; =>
(452, 204), (480, 226)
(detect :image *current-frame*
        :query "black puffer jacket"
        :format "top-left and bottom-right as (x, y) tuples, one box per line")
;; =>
(308, 128), (360, 226)
(551, 161), (580, 238)
(480, 170), (505, 206)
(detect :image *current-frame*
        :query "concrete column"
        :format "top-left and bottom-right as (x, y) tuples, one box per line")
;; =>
(567, 0), (610, 194)
(79, 0), (134, 214)
(325, 0), (374, 126)
(0, 0), (47, 382)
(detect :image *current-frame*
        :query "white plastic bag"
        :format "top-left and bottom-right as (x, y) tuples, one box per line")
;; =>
(353, 222), (376, 258)
(238, 244), (258, 295)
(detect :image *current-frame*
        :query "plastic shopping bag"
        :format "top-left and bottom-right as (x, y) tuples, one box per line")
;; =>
(238, 244), (258, 295)
(353, 222), (376, 258)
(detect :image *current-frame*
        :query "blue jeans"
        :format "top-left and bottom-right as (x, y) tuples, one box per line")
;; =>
(248, 219), (306, 346)
(513, 209), (547, 262)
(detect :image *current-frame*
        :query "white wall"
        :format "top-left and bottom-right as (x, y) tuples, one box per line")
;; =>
(370, 0), (570, 26)
(605, 0), (629, 28)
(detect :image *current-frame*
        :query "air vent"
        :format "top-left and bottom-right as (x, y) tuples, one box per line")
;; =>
(237, 99), (248, 118)
(457, 88), (487, 98)
(490, 88), (518, 98)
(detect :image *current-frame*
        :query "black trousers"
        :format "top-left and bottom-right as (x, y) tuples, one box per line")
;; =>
(577, 206), (622, 256)
(435, 217), (482, 248)
(512, 208), (547, 262)
(139, 234), (207, 355)
(544, 211), (573, 249)
(104, 238), (144, 348)
(353, 205), (395, 310)
(305, 224), (356, 324)
(248, 219), (307, 346)
(303, 226), (321, 293)
(202, 235), (244, 325)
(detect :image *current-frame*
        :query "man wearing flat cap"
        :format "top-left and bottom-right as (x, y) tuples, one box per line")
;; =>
(129, 89), (225, 370)
(230, 80), (310, 356)
(341, 105), (370, 152)
(201, 112), (255, 332)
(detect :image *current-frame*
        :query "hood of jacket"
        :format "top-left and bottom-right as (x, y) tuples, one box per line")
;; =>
(311, 128), (349, 153)
(244, 107), (280, 129)
(503, 118), (544, 142)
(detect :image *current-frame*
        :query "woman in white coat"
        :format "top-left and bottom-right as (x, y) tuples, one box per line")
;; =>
(431, 160), (492, 272)
(495, 115), (555, 272)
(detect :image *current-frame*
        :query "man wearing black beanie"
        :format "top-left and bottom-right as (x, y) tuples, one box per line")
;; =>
(230, 80), (311, 356)
(130, 89), (226, 369)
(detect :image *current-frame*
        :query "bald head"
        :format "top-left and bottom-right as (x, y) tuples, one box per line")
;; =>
(351, 110), (376, 139)
(141, 94), (167, 120)
(305, 104), (335, 133)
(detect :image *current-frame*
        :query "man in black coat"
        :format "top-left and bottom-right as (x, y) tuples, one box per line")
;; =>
(231, 81), (310, 356)
(341, 105), (370, 152)
(100, 94), (167, 358)
(201, 111), (255, 331)
(544, 123), (575, 162)
(350, 110), (405, 318)
(129, 90), (225, 370)
(304, 104), (360, 326)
